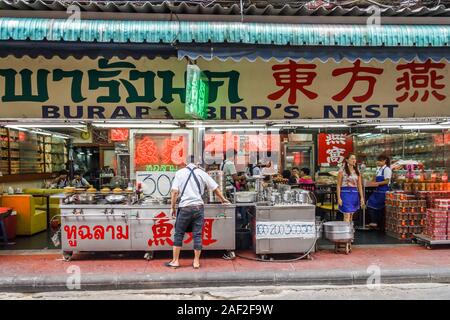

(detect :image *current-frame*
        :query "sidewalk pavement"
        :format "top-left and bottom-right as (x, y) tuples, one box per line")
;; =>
(0, 245), (450, 292)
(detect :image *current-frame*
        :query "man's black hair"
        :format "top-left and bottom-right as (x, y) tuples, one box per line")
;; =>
(301, 167), (311, 176)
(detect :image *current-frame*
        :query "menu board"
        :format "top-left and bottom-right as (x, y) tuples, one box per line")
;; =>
(131, 130), (193, 177)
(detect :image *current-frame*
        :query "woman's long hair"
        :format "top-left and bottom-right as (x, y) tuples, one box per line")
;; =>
(343, 153), (360, 176)
(377, 154), (391, 167)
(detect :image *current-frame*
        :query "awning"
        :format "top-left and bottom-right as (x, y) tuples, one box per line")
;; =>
(0, 18), (449, 47)
(1, 0), (449, 17)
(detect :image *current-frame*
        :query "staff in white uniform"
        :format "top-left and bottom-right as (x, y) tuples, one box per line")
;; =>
(166, 157), (229, 269)
(220, 149), (246, 190)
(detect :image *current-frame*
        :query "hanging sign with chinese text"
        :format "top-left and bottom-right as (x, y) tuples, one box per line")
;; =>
(318, 133), (354, 166)
(0, 56), (448, 120)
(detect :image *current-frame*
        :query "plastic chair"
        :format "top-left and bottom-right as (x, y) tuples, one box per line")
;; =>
(315, 185), (337, 221)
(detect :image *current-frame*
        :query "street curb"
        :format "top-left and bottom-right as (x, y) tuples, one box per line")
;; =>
(1, 268), (450, 292)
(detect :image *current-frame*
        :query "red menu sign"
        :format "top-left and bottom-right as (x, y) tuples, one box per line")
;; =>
(110, 128), (129, 142)
(318, 133), (353, 166)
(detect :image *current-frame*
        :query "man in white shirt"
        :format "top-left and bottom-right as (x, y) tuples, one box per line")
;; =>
(166, 157), (230, 269)
(220, 149), (246, 189)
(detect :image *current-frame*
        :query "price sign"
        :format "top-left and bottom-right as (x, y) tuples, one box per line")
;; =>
(136, 171), (176, 197)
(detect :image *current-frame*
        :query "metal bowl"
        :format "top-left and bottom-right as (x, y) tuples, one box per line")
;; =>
(323, 221), (354, 241)
(105, 194), (127, 204)
(234, 191), (257, 203)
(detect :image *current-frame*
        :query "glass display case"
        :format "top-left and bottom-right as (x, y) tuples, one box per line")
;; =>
(17, 130), (44, 174)
(283, 142), (314, 173)
(0, 127), (9, 175)
(203, 130), (281, 173)
(44, 136), (67, 173)
(354, 132), (450, 171)
(0, 128), (68, 176)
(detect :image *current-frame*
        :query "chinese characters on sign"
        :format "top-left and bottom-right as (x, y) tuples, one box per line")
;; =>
(146, 212), (218, 247)
(63, 212), (219, 249)
(0, 57), (448, 119)
(318, 133), (354, 166)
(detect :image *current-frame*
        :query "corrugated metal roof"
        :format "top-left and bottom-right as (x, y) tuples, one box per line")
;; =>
(0, 0), (449, 17)
(0, 18), (448, 46)
(2, 40), (449, 61)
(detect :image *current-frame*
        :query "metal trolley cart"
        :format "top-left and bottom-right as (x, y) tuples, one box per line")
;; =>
(58, 199), (236, 261)
(413, 233), (450, 250)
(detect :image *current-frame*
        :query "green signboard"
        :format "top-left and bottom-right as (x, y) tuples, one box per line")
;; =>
(185, 64), (209, 120)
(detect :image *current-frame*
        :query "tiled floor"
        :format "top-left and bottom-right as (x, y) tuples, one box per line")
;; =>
(0, 246), (449, 277)
(1, 229), (406, 251)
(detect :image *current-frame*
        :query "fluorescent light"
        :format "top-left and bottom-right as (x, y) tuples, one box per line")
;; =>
(93, 123), (179, 128)
(401, 125), (450, 130)
(272, 122), (337, 127)
(189, 124), (266, 129)
(209, 128), (279, 132)
(366, 122), (434, 127)
(5, 124), (85, 129)
(357, 133), (372, 137)
(31, 130), (52, 136)
(375, 125), (401, 129)
(303, 124), (348, 128)
(5, 126), (29, 131)
(52, 134), (71, 140)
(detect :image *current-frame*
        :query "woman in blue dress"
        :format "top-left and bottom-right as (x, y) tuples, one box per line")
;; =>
(367, 155), (391, 229)
(337, 154), (365, 223)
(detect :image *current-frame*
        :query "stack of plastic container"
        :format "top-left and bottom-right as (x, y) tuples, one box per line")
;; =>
(423, 199), (450, 240)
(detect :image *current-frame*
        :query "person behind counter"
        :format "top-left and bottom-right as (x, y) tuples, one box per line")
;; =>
(299, 168), (314, 184)
(51, 169), (69, 189)
(283, 169), (299, 185)
(337, 154), (365, 223)
(221, 149), (246, 190)
(166, 157), (230, 269)
(72, 170), (90, 188)
(246, 162), (262, 177)
(366, 155), (392, 230)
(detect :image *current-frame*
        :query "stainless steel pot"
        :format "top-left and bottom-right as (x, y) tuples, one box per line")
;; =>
(282, 190), (295, 203)
(207, 170), (226, 203)
(77, 193), (96, 204)
(323, 222), (354, 241)
(234, 191), (257, 203)
(295, 190), (314, 204)
(269, 191), (281, 205)
(277, 184), (291, 194)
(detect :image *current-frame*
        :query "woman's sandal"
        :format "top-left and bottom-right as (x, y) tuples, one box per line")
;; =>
(192, 263), (200, 269)
(164, 262), (180, 269)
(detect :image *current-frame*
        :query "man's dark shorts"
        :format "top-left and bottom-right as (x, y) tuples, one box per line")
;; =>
(174, 205), (204, 250)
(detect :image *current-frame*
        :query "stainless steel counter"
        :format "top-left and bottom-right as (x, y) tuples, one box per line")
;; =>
(250, 204), (317, 256)
(60, 202), (236, 258)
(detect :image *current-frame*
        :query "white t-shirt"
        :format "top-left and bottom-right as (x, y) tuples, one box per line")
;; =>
(246, 165), (261, 177)
(171, 164), (219, 207)
(377, 165), (392, 182)
(220, 160), (237, 187)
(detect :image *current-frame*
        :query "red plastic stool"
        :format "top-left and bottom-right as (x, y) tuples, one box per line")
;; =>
(0, 207), (13, 244)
